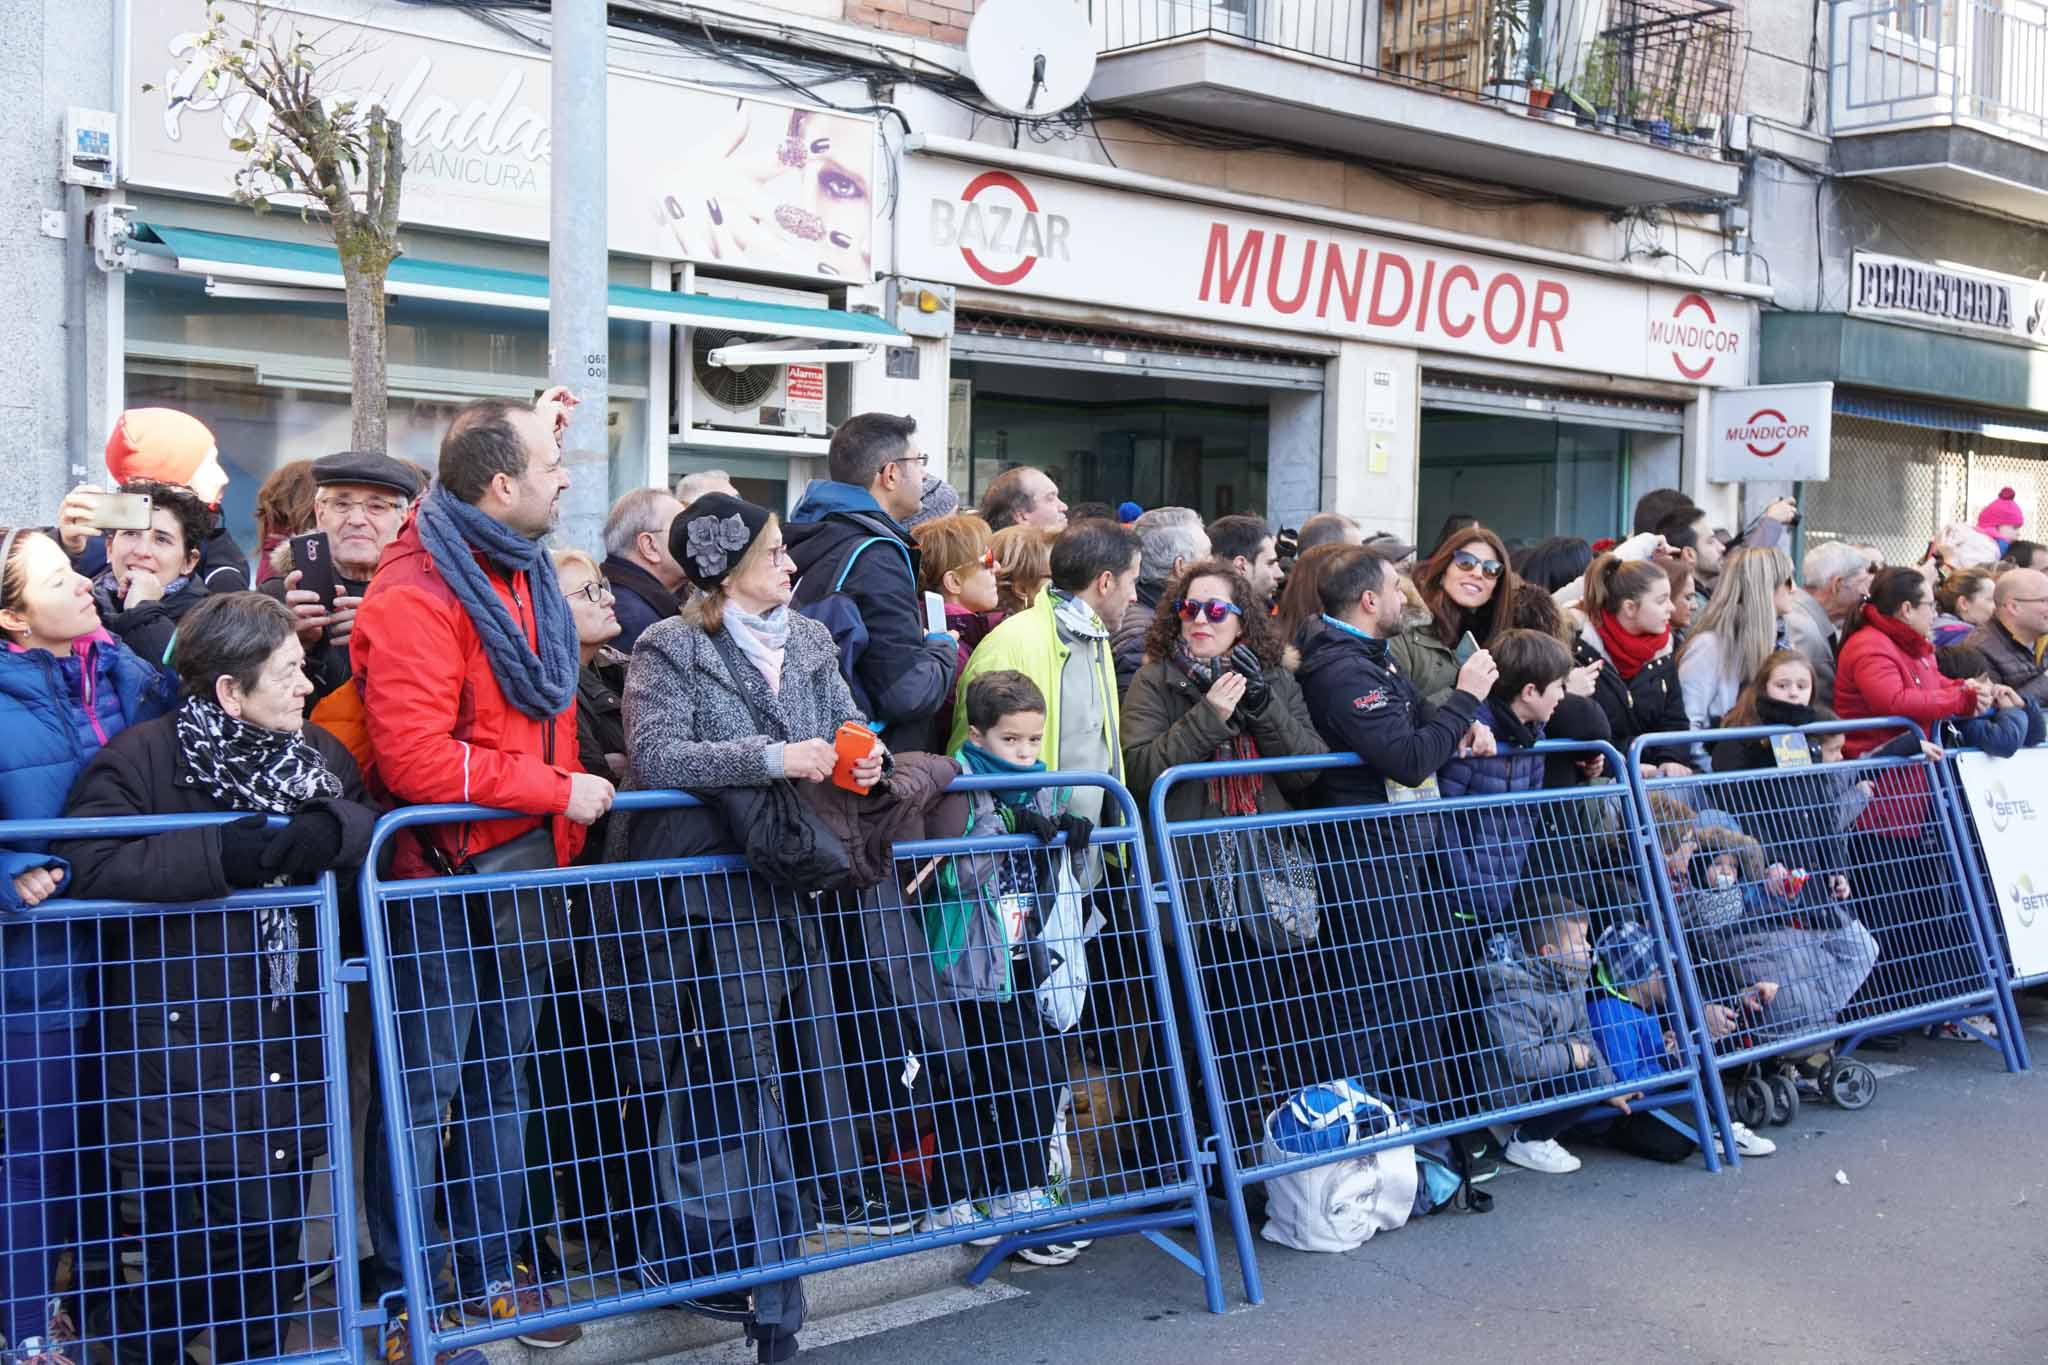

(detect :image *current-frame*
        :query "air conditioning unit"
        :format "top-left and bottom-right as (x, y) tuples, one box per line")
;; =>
(676, 277), (843, 442)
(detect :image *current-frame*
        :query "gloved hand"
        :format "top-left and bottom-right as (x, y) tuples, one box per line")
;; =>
(1055, 814), (1095, 867)
(218, 815), (275, 888)
(1228, 644), (1270, 715)
(1009, 807), (1058, 845)
(262, 808), (345, 883)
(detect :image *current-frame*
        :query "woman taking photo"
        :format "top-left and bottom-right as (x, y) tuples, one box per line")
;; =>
(1575, 554), (1692, 776)
(1390, 526), (1521, 704)
(1676, 546), (1796, 741)
(57, 592), (374, 1362)
(613, 493), (884, 1363)
(0, 527), (173, 1364)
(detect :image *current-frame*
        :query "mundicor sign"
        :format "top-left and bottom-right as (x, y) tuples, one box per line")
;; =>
(125, 1), (878, 282)
(902, 153), (1757, 386)
(1707, 382), (1834, 481)
(1956, 749), (2048, 980)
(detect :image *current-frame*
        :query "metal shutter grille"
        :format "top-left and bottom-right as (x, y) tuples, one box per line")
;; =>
(1801, 417), (2048, 564)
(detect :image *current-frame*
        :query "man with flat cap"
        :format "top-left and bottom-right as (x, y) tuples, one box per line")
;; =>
(260, 450), (422, 702)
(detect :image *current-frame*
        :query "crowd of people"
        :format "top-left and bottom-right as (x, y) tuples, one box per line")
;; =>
(0, 394), (2032, 1363)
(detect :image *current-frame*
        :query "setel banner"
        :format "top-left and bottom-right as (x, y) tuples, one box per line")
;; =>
(1706, 382), (1834, 481)
(1956, 749), (2048, 980)
(900, 154), (1756, 386)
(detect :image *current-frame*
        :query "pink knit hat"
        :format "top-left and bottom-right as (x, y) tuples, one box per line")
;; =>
(1977, 487), (2025, 536)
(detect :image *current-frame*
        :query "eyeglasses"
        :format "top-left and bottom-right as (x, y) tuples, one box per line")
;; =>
(1451, 549), (1504, 578)
(317, 495), (407, 520)
(891, 452), (930, 472)
(959, 546), (998, 574)
(570, 581), (615, 606)
(1175, 597), (1244, 624)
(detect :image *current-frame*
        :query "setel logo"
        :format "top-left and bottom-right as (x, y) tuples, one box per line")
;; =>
(1651, 292), (1743, 380)
(1984, 780), (2038, 833)
(927, 171), (1071, 287)
(2012, 873), (2048, 928)
(1726, 407), (1809, 459)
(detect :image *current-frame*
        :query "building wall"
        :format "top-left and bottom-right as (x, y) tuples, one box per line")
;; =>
(0, 0), (117, 526)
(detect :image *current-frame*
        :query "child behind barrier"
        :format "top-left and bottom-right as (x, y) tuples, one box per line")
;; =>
(1436, 629), (1574, 947)
(1587, 924), (1767, 1161)
(1477, 896), (1619, 1176)
(922, 670), (1092, 1266)
(1648, 794), (1880, 1046)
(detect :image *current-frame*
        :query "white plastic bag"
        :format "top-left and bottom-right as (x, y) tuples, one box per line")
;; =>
(1258, 1079), (1417, 1253)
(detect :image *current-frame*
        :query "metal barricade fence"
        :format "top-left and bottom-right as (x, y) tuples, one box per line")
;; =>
(1149, 744), (1724, 1307)
(1628, 721), (2026, 1151)
(358, 779), (1223, 1364)
(1934, 745), (2039, 1071)
(0, 813), (358, 1365)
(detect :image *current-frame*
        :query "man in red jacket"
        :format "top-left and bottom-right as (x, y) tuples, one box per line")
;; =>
(354, 389), (614, 1357)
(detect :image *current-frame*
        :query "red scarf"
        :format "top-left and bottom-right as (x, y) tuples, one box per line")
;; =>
(1594, 610), (1670, 682)
(1858, 602), (1935, 659)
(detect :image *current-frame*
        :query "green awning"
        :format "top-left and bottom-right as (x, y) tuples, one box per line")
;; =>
(134, 222), (910, 347)
(1759, 311), (2048, 418)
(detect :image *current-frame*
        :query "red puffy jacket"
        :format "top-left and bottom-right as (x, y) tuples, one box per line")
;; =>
(353, 512), (584, 879)
(1834, 616), (1975, 837)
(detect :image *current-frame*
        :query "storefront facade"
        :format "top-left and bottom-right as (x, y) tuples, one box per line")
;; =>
(1761, 251), (2048, 565)
(895, 140), (1762, 543)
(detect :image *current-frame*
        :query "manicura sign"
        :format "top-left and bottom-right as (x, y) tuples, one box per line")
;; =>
(903, 159), (1754, 386)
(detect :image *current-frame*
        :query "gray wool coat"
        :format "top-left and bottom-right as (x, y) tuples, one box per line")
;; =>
(623, 609), (868, 790)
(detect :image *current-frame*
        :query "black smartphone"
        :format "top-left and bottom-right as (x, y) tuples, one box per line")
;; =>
(290, 531), (338, 609)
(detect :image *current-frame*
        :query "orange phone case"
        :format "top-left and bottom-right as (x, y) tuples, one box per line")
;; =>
(831, 721), (878, 792)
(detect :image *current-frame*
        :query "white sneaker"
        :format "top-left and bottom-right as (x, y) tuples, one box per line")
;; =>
(918, 1199), (1000, 1245)
(1716, 1121), (1777, 1158)
(1503, 1136), (1582, 1174)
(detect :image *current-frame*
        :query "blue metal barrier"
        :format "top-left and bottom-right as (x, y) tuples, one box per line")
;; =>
(1148, 743), (1723, 1306)
(0, 812), (358, 1365)
(1627, 720), (2026, 1161)
(358, 777), (1223, 1365)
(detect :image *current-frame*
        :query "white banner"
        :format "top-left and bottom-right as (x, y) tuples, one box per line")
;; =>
(899, 155), (1756, 386)
(1955, 749), (2048, 980)
(125, 2), (878, 281)
(1707, 382), (1834, 481)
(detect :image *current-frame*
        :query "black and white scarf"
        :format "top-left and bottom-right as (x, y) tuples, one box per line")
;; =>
(175, 696), (344, 999)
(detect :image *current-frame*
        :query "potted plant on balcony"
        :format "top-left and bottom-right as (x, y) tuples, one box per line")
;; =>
(1568, 36), (1621, 130)
(1481, 0), (1531, 106)
(1528, 73), (1554, 115)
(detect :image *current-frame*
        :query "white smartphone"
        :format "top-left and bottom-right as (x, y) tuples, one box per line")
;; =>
(923, 591), (948, 635)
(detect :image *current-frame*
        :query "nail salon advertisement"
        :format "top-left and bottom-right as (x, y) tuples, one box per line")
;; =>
(1955, 749), (2048, 980)
(125, 2), (877, 283)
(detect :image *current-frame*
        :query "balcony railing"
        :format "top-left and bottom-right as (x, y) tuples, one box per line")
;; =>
(1091, 0), (1745, 152)
(1830, 0), (2048, 146)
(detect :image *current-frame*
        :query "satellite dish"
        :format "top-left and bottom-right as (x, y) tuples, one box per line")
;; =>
(967, 0), (1097, 118)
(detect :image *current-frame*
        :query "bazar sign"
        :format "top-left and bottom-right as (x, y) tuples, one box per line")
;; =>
(904, 157), (1754, 385)
(1706, 383), (1833, 481)
(1957, 750), (2048, 977)
(125, 1), (878, 281)
(1851, 250), (2048, 348)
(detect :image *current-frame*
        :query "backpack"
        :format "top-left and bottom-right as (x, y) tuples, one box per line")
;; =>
(1258, 1079), (1416, 1253)
(794, 535), (916, 732)
(1411, 1133), (1494, 1217)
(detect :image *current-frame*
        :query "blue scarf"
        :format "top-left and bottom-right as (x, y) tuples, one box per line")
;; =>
(416, 485), (579, 720)
(957, 740), (1056, 811)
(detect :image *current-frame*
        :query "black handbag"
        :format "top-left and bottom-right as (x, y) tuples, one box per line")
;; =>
(450, 824), (558, 876)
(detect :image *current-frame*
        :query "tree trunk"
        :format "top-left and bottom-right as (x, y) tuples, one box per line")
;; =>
(342, 257), (389, 454)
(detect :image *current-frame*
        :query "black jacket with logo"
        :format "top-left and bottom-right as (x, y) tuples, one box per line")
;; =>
(1295, 616), (1481, 809)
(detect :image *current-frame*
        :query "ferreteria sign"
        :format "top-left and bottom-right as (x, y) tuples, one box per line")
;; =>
(1851, 250), (2048, 348)
(901, 153), (1757, 386)
(124, 1), (879, 282)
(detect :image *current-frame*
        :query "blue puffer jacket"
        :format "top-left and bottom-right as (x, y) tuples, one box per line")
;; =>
(0, 635), (176, 1031)
(1435, 700), (1547, 928)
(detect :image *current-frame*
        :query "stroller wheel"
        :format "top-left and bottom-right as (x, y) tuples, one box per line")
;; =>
(1733, 1075), (1773, 1128)
(1768, 1073), (1800, 1126)
(1826, 1059), (1878, 1111)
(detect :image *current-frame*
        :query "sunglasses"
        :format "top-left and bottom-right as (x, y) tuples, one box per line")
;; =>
(1175, 597), (1244, 624)
(1452, 549), (1504, 578)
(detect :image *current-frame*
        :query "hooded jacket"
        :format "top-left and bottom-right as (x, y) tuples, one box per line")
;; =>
(948, 591), (1122, 778)
(787, 479), (956, 753)
(0, 635), (177, 1029)
(1294, 615), (1479, 809)
(351, 509), (586, 878)
(1477, 946), (1615, 1092)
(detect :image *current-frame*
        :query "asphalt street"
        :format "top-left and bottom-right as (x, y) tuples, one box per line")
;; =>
(774, 1018), (2048, 1365)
